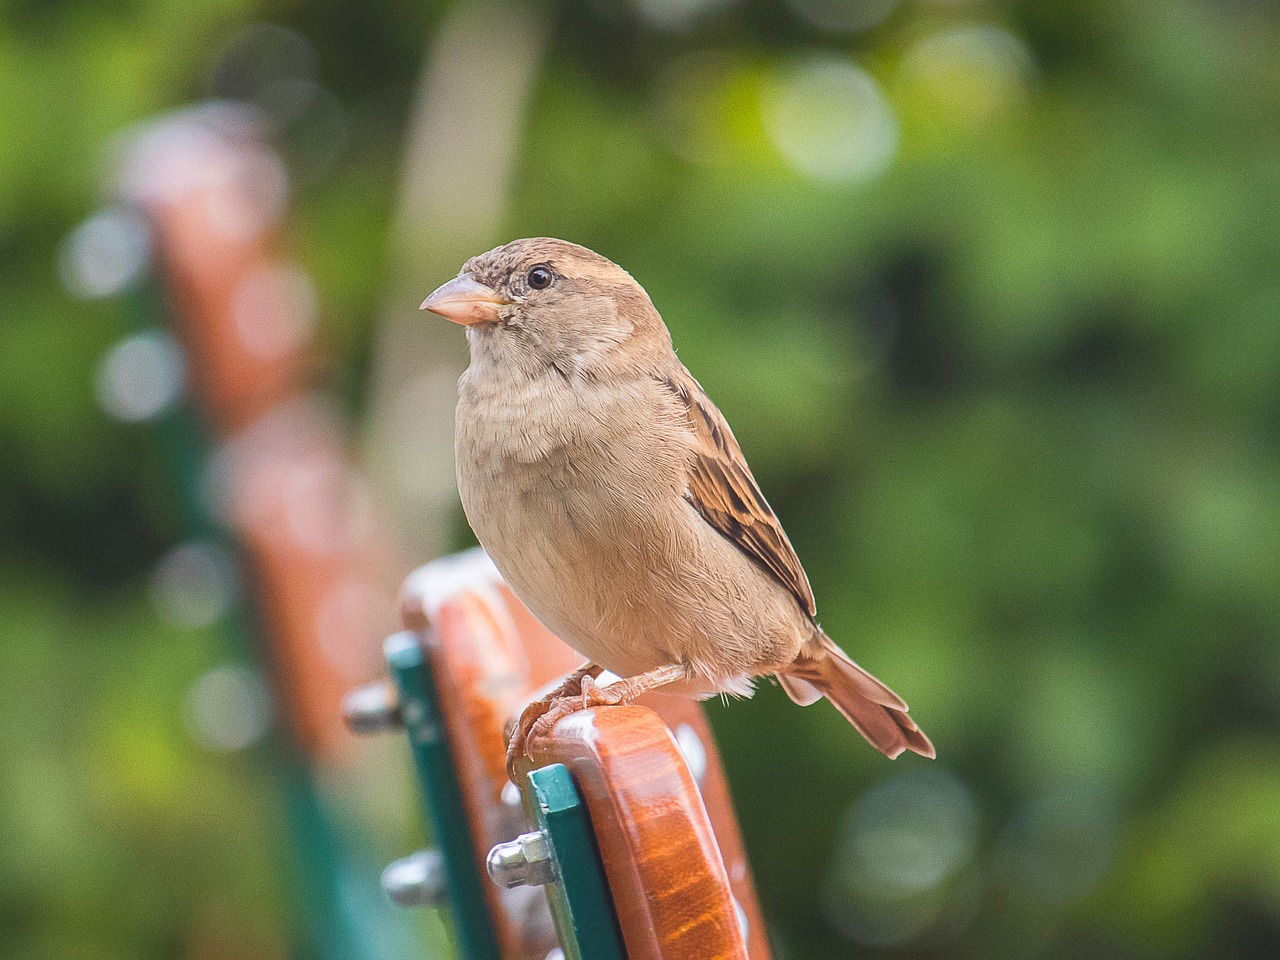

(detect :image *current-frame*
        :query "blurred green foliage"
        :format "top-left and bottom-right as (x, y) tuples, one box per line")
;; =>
(3, 0), (1280, 958)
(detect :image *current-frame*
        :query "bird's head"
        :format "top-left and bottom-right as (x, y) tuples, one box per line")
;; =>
(421, 238), (668, 377)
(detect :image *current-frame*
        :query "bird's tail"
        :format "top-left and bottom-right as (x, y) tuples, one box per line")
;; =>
(778, 631), (934, 760)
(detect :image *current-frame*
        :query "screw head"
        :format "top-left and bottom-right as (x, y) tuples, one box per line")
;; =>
(341, 681), (402, 734)
(674, 723), (708, 784)
(486, 830), (556, 889)
(382, 849), (447, 908)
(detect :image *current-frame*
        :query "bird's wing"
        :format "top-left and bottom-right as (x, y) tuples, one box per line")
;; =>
(656, 368), (817, 618)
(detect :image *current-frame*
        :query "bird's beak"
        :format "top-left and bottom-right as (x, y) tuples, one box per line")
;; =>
(420, 274), (509, 326)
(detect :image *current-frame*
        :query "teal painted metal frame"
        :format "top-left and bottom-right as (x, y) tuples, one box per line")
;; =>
(526, 764), (628, 960)
(385, 631), (503, 960)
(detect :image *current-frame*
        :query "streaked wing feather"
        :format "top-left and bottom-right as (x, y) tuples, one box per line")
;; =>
(656, 370), (817, 618)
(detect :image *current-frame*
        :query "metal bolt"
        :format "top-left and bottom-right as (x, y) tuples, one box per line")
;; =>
(486, 830), (556, 889)
(382, 849), (447, 908)
(500, 781), (522, 807)
(674, 723), (708, 784)
(341, 680), (402, 734)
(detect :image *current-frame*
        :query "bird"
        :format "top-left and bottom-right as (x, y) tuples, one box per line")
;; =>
(420, 238), (933, 776)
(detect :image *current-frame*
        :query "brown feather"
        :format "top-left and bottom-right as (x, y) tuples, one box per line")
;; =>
(785, 633), (935, 760)
(655, 370), (818, 618)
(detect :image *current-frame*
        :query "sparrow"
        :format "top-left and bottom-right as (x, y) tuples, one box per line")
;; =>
(421, 238), (933, 775)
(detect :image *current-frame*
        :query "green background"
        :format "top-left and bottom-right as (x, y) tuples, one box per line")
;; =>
(4, 1), (1280, 958)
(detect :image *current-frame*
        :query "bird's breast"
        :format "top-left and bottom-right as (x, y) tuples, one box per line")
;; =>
(453, 367), (697, 665)
(456, 368), (686, 517)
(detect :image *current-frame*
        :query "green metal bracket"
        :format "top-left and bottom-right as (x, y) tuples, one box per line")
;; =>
(526, 764), (628, 960)
(385, 631), (503, 960)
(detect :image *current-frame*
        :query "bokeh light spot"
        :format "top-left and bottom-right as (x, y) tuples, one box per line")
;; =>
(901, 25), (1035, 127)
(826, 768), (979, 946)
(150, 540), (239, 630)
(59, 207), (151, 300)
(183, 662), (273, 752)
(95, 330), (186, 423)
(762, 56), (897, 183)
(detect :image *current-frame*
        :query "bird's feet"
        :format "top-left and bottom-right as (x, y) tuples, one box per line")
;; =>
(505, 663), (602, 780)
(505, 663), (692, 781)
(506, 675), (621, 780)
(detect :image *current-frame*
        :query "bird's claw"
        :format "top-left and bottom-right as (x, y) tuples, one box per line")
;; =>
(504, 676), (622, 782)
(505, 696), (552, 782)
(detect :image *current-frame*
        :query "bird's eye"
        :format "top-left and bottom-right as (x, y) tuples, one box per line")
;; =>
(527, 266), (554, 290)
